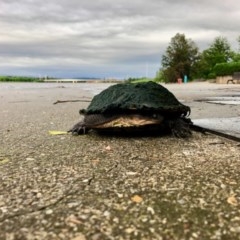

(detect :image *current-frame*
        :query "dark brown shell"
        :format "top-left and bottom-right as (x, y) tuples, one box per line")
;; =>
(80, 81), (190, 117)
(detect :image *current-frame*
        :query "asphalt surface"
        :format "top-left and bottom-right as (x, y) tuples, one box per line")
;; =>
(0, 82), (240, 240)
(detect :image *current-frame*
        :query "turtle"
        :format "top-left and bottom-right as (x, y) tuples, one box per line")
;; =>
(68, 81), (192, 137)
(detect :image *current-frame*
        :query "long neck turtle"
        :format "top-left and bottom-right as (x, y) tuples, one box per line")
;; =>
(68, 81), (192, 137)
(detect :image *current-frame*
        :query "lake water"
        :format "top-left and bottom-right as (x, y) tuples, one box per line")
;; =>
(0, 82), (114, 95)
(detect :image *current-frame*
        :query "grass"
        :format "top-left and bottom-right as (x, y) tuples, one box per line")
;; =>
(0, 76), (44, 82)
(126, 77), (155, 83)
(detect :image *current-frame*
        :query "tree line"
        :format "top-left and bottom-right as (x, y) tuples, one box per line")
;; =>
(156, 33), (240, 83)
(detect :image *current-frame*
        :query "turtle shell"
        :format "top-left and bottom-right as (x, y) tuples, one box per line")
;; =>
(81, 81), (190, 117)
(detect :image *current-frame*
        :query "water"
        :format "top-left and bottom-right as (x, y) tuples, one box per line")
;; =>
(0, 82), (113, 95)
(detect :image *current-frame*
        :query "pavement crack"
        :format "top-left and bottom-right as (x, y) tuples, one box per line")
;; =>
(53, 99), (91, 104)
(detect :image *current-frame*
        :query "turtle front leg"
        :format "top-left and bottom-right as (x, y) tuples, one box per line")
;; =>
(168, 118), (192, 138)
(68, 121), (88, 135)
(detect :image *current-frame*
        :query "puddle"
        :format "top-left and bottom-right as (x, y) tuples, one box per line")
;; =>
(195, 96), (240, 105)
(193, 117), (240, 138)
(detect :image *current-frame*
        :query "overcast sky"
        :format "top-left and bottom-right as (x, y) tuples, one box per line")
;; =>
(0, 0), (239, 79)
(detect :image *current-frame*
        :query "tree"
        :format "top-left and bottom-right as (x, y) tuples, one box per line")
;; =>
(232, 36), (240, 62)
(195, 36), (233, 79)
(238, 36), (240, 52)
(161, 33), (199, 83)
(204, 36), (232, 64)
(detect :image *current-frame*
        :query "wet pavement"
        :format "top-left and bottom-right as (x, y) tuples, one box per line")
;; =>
(191, 94), (240, 140)
(193, 117), (240, 139)
(196, 96), (240, 105)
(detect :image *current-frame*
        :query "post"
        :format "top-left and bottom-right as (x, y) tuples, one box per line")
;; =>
(184, 75), (188, 83)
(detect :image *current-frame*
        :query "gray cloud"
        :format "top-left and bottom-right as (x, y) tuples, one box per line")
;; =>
(0, 0), (239, 78)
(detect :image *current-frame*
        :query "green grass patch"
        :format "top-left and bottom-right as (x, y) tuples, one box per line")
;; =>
(0, 76), (44, 82)
(125, 77), (154, 83)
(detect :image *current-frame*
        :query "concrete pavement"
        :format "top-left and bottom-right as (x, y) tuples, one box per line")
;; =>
(0, 82), (240, 240)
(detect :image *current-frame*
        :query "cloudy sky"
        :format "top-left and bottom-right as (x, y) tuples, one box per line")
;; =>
(0, 0), (239, 79)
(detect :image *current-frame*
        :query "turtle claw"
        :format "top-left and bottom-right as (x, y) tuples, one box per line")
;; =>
(172, 127), (192, 138)
(169, 118), (192, 138)
(68, 122), (87, 135)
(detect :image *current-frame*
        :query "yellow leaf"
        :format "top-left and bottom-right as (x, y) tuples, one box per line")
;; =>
(49, 131), (68, 135)
(0, 158), (9, 164)
(131, 195), (143, 203)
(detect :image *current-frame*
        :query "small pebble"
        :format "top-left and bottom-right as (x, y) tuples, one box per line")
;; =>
(45, 209), (53, 215)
